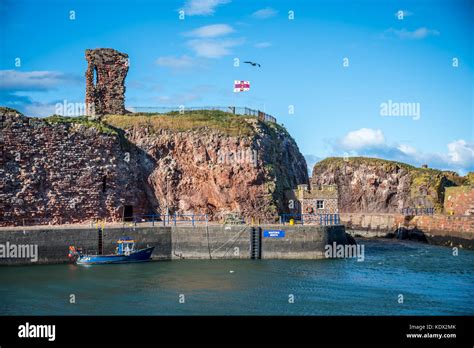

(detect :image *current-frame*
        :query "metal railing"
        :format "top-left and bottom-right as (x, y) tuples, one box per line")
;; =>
(279, 213), (341, 226)
(130, 213), (208, 227)
(401, 207), (435, 216)
(126, 106), (277, 123)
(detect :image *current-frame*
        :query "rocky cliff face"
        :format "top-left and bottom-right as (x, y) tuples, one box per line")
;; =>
(311, 157), (461, 213)
(0, 108), (150, 226)
(105, 113), (308, 221)
(0, 108), (307, 226)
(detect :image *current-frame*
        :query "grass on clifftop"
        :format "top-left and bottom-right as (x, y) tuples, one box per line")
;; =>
(44, 115), (118, 135)
(315, 156), (422, 172)
(314, 156), (467, 181)
(104, 110), (257, 137)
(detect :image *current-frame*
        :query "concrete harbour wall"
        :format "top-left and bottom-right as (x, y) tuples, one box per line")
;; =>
(0, 224), (348, 265)
(0, 226), (172, 265)
(260, 224), (346, 259)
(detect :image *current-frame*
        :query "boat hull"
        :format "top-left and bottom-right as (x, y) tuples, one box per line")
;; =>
(76, 247), (155, 265)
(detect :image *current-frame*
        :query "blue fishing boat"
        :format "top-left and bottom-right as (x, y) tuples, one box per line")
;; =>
(68, 237), (154, 265)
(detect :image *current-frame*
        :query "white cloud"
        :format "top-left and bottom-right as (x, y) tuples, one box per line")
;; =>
(182, 0), (230, 16)
(183, 24), (241, 59)
(187, 38), (244, 58)
(254, 41), (272, 48)
(340, 128), (385, 150)
(184, 24), (234, 38)
(447, 140), (474, 166)
(397, 144), (417, 156)
(385, 27), (440, 40)
(23, 102), (56, 117)
(156, 55), (198, 70)
(0, 70), (79, 91)
(252, 7), (278, 19)
(334, 128), (473, 173)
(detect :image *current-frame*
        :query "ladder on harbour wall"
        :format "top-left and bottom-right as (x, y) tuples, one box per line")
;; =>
(250, 227), (262, 259)
(98, 227), (103, 255)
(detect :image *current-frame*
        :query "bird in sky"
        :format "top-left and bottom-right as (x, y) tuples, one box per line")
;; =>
(244, 61), (261, 67)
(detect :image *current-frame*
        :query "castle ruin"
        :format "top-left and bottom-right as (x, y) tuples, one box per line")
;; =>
(85, 48), (129, 116)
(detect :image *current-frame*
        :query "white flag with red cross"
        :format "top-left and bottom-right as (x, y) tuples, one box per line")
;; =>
(234, 80), (250, 93)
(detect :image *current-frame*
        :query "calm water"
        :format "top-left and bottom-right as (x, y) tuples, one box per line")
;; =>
(1, 239), (473, 315)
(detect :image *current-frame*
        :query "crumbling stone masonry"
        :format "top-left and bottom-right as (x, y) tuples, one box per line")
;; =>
(85, 48), (129, 116)
(444, 186), (474, 216)
(0, 107), (152, 226)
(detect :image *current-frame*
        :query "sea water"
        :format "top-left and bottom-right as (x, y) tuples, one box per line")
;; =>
(0, 239), (473, 315)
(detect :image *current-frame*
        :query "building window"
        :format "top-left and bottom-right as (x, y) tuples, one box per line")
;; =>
(316, 200), (324, 209)
(93, 66), (99, 86)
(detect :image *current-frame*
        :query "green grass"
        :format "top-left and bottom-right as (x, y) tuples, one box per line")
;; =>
(465, 172), (474, 185)
(316, 156), (420, 172)
(0, 106), (24, 115)
(104, 110), (257, 137)
(44, 115), (118, 135)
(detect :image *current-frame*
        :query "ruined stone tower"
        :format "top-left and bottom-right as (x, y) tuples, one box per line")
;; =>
(85, 48), (129, 116)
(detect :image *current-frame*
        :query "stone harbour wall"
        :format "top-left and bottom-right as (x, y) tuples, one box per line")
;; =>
(340, 212), (474, 249)
(171, 225), (251, 259)
(0, 226), (172, 265)
(260, 224), (347, 259)
(0, 224), (349, 265)
(444, 186), (474, 216)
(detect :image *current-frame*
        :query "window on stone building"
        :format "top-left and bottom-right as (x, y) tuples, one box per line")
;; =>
(93, 66), (99, 86)
(316, 200), (324, 209)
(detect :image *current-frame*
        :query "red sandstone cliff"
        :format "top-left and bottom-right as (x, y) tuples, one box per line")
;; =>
(311, 157), (464, 213)
(0, 108), (308, 226)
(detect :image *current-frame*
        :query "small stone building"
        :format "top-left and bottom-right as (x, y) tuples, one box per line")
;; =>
(287, 181), (339, 216)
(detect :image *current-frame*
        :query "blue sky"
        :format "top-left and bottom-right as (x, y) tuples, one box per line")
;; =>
(1, 0), (473, 174)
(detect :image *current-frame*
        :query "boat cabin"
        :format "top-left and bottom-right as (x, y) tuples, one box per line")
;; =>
(117, 238), (136, 255)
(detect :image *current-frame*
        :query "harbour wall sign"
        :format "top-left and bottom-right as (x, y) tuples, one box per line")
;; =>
(263, 230), (285, 238)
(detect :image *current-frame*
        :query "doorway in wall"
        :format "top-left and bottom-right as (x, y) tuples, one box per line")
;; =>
(123, 205), (134, 222)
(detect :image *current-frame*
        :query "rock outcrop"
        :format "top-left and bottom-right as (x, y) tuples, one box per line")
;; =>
(0, 108), (308, 226)
(311, 157), (464, 213)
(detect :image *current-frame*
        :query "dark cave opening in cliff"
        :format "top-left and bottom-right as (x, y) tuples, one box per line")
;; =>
(123, 205), (134, 222)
